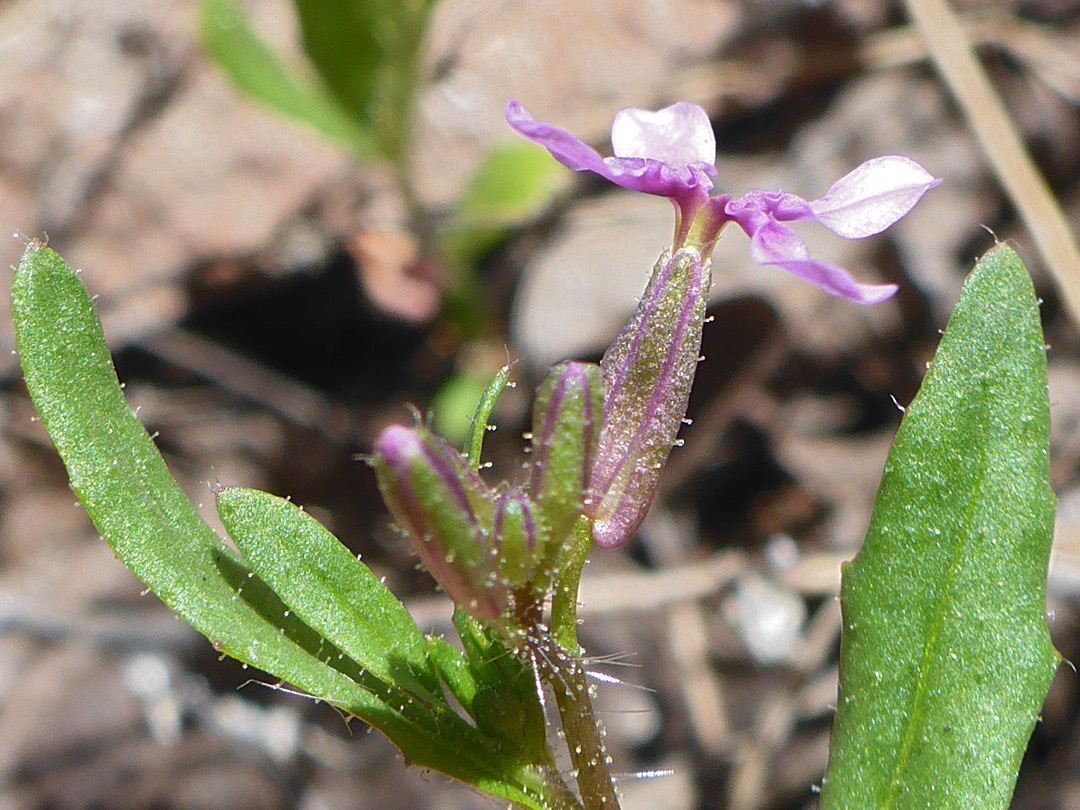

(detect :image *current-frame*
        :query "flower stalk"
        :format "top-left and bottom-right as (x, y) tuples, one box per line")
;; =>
(548, 522), (619, 810)
(542, 641), (621, 810)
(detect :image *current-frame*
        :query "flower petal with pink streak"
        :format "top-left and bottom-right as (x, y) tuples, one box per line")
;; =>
(810, 156), (942, 239)
(505, 100), (714, 202)
(748, 219), (898, 304)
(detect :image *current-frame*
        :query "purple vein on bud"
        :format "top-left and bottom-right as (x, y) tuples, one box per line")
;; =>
(372, 424), (504, 620)
(493, 489), (539, 589)
(528, 362), (603, 569)
(589, 248), (710, 548)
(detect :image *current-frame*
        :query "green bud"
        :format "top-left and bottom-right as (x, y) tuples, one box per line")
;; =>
(527, 361), (603, 566)
(493, 489), (541, 589)
(372, 424), (505, 621)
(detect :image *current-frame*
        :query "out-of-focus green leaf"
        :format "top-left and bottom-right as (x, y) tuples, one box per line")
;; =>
(442, 142), (567, 268)
(292, 0), (437, 162)
(200, 0), (374, 156)
(9, 243), (551, 810)
(819, 245), (1059, 810)
(216, 487), (443, 704)
(455, 142), (566, 229)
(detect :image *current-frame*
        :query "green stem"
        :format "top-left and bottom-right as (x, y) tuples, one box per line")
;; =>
(550, 518), (593, 654)
(543, 518), (621, 810)
(540, 642), (621, 810)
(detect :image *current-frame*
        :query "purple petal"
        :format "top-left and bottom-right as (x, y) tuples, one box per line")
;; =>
(610, 103), (717, 169)
(505, 100), (612, 176)
(749, 219), (898, 304)
(810, 156), (942, 239)
(724, 190), (816, 234)
(506, 100), (714, 203)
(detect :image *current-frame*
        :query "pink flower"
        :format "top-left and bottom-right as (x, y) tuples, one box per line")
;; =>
(506, 100), (940, 304)
(505, 100), (716, 213)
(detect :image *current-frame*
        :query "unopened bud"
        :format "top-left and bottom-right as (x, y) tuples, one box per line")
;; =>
(372, 424), (505, 620)
(493, 489), (540, 589)
(528, 361), (603, 561)
(589, 248), (710, 548)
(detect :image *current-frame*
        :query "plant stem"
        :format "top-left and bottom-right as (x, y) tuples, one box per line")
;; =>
(540, 642), (621, 810)
(536, 763), (587, 810)
(543, 518), (621, 810)
(550, 518), (593, 654)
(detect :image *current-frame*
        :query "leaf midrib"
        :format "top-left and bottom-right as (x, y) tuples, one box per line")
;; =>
(877, 392), (991, 810)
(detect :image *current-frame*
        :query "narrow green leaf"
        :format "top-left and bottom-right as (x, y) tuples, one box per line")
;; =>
(819, 245), (1059, 810)
(428, 635), (480, 717)
(453, 606), (511, 689)
(216, 487), (444, 704)
(292, 0), (437, 161)
(10, 243), (549, 810)
(452, 608), (549, 761)
(200, 0), (375, 156)
(463, 362), (514, 470)
(13, 243), (363, 704)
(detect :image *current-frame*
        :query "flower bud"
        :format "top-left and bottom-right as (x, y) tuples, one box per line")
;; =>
(492, 489), (540, 590)
(372, 424), (505, 620)
(527, 361), (603, 559)
(589, 248), (710, 548)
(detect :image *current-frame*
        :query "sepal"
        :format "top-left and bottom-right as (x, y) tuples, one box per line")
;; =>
(589, 248), (709, 547)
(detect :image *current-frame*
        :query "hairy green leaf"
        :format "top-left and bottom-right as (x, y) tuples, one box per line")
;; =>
(216, 487), (444, 704)
(200, 0), (374, 156)
(463, 362), (514, 470)
(10, 243), (549, 809)
(819, 245), (1059, 810)
(452, 608), (548, 760)
(427, 635), (481, 717)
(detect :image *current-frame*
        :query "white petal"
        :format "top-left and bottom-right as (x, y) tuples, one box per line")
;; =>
(610, 103), (716, 169)
(811, 156), (941, 239)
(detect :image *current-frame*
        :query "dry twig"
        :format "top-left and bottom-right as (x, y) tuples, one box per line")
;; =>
(902, 0), (1080, 326)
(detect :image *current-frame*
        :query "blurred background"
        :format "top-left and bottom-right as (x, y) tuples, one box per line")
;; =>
(2, 0), (1080, 808)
